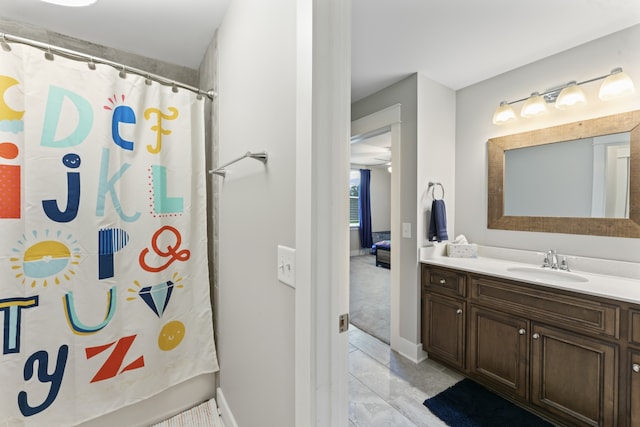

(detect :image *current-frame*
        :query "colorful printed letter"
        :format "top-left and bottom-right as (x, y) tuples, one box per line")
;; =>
(42, 154), (81, 222)
(112, 105), (135, 151)
(139, 226), (190, 273)
(0, 75), (25, 121)
(0, 296), (39, 354)
(41, 86), (93, 148)
(152, 165), (183, 214)
(85, 335), (145, 383)
(63, 286), (116, 334)
(95, 148), (140, 222)
(18, 345), (68, 417)
(144, 107), (178, 153)
(98, 228), (129, 279)
(0, 142), (20, 218)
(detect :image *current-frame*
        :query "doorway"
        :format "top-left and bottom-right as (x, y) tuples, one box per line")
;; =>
(349, 131), (392, 344)
(350, 105), (401, 351)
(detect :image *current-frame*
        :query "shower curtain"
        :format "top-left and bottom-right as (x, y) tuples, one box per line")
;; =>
(0, 43), (218, 426)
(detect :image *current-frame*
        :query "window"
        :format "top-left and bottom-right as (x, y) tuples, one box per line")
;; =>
(350, 170), (360, 227)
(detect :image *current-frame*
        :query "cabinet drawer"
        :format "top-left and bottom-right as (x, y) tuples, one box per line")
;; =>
(470, 275), (619, 338)
(422, 264), (466, 297)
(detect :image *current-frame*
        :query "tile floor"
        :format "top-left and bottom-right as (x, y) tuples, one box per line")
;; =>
(348, 325), (464, 427)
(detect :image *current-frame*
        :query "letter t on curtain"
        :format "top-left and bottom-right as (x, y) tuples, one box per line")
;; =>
(359, 169), (373, 249)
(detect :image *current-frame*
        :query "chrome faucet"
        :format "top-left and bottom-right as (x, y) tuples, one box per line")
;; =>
(543, 250), (558, 269)
(558, 255), (570, 271)
(542, 250), (570, 271)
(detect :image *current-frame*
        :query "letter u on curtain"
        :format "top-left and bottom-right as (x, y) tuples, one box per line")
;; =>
(359, 169), (373, 249)
(0, 43), (218, 426)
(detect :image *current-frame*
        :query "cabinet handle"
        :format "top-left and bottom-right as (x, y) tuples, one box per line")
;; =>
(439, 279), (446, 284)
(633, 364), (640, 373)
(456, 309), (463, 315)
(518, 328), (526, 335)
(532, 333), (540, 339)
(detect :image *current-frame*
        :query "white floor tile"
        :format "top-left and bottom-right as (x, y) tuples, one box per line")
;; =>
(348, 326), (460, 427)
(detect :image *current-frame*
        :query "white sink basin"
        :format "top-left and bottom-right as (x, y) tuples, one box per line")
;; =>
(506, 266), (589, 283)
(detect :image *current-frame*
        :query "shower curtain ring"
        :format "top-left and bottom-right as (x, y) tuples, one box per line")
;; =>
(87, 58), (96, 70)
(0, 34), (11, 52)
(44, 46), (54, 61)
(119, 65), (127, 79)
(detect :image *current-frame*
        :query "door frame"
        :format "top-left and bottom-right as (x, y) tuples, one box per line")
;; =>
(295, 0), (351, 425)
(351, 104), (402, 352)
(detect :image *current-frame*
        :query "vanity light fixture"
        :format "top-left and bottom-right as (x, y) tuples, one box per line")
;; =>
(599, 67), (635, 100)
(554, 81), (587, 110)
(520, 92), (547, 117)
(492, 101), (517, 125)
(492, 67), (636, 125)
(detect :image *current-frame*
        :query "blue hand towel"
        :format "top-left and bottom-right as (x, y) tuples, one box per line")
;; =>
(428, 199), (448, 242)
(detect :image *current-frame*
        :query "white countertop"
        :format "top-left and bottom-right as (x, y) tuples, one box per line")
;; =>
(419, 244), (640, 304)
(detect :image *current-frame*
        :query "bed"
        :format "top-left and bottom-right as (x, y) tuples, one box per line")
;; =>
(372, 240), (391, 268)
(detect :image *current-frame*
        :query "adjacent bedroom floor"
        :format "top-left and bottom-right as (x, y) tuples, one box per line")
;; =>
(349, 254), (390, 344)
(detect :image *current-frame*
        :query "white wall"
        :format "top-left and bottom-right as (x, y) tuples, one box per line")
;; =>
(416, 74), (456, 249)
(455, 24), (640, 262)
(352, 74), (456, 353)
(371, 167), (391, 232)
(216, 1), (297, 425)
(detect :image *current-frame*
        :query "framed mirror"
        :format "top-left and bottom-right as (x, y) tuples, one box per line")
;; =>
(488, 110), (640, 237)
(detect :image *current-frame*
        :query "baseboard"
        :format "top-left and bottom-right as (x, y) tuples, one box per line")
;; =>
(391, 334), (428, 364)
(216, 387), (239, 427)
(350, 249), (371, 256)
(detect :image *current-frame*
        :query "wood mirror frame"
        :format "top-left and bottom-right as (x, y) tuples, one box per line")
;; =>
(488, 110), (640, 237)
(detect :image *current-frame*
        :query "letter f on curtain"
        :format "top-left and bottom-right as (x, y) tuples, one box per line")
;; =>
(359, 169), (373, 249)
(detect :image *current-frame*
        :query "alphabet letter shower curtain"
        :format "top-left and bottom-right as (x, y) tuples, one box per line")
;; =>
(0, 43), (218, 426)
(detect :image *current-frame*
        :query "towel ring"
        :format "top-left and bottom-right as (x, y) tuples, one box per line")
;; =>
(428, 181), (445, 200)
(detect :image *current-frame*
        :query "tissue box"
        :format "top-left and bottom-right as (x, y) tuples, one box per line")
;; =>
(447, 243), (478, 258)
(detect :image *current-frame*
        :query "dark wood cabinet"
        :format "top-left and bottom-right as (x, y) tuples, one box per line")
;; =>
(422, 292), (465, 370)
(530, 324), (617, 426)
(469, 306), (529, 399)
(628, 350), (640, 427)
(420, 263), (631, 426)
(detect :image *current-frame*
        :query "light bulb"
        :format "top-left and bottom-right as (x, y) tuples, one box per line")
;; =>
(555, 82), (586, 110)
(599, 68), (635, 100)
(520, 92), (547, 118)
(492, 101), (516, 125)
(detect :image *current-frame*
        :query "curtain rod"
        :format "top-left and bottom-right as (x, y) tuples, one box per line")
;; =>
(0, 32), (216, 101)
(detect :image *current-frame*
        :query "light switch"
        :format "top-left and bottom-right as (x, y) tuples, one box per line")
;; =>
(277, 245), (296, 288)
(402, 222), (411, 238)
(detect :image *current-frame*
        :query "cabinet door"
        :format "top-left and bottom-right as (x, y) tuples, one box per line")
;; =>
(629, 350), (640, 427)
(531, 324), (617, 427)
(421, 293), (465, 369)
(469, 306), (529, 399)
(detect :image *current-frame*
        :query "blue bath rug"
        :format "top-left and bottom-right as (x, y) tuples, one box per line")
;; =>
(423, 379), (554, 427)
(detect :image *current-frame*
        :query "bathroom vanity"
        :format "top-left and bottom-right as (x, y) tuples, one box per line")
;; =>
(420, 246), (640, 427)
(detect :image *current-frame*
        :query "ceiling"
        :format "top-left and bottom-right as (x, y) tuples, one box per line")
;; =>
(1, 0), (640, 166)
